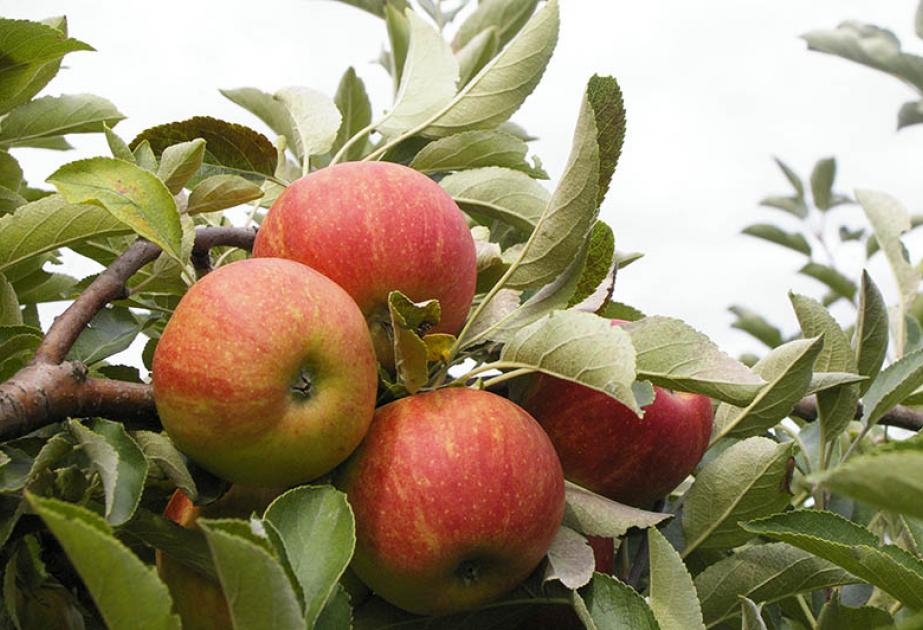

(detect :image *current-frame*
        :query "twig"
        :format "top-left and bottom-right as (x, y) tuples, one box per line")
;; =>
(0, 226), (257, 441)
(790, 396), (923, 432)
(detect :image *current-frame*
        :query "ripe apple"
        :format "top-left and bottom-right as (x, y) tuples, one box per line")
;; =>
(152, 257), (378, 486)
(521, 320), (714, 507)
(157, 487), (281, 630)
(336, 388), (565, 616)
(252, 162), (477, 362)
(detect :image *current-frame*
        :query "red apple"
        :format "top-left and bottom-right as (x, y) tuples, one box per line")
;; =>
(337, 388), (565, 616)
(252, 162), (477, 361)
(521, 320), (714, 508)
(157, 487), (281, 630)
(152, 257), (377, 486)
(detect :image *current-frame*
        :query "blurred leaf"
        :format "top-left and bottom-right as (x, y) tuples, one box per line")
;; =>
(453, 0), (538, 50)
(67, 307), (142, 366)
(47, 158), (183, 262)
(456, 27), (499, 87)
(812, 436), (923, 520)
(411, 130), (546, 178)
(131, 116), (277, 180)
(759, 195), (808, 219)
(855, 271), (889, 395)
(575, 573), (660, 629)
(326, 0), (409, 18)
(500, 310), (640, 412)
(27, 495), (181, 629)
(544, 526), (594, 590)
(712, 337), (822, 442)
(441, 166), (549, 234)
(423, 0), (559, 137)
(0, 94), (124, 146)
(274, 87), (342, 162)
(742, 224), (811, 256)
(743, 510), (923, 609)
(694, 542), (858, 627)
(69, 418), (148, 526)
(0, 273), (21, 326)
(810, 157), (837, 210)
(898, 99), (923, 129)
(0, 195), (129, 273)
(0, 18), (93, 115)
(917, 0), (923, 39)
(378, 11), (458, 139)
(648, 527), (705, 630)
(682, 438), (794, 555)
(264, 486), (355, 627)
(625, 316), (765, 406)
(132, 431), (196, 502)
(567, 220), (614, 308)
(774, 157), (805, 198)
(799, 262), (857, 301)
(186, 174), (263, 214)
(383, 4), (410, 92)
(331, 67), (372, 162)
(586, 74), (626, 207)
(220, 87), (303, 159)
(563, 481), (669, 538)
(156, 139), (205, 195)
(199, 518), (304, 629)
(728, 305), (784, 348)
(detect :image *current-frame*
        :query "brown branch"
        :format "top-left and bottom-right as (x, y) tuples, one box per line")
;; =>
(791, 395), (923, 432)
(0, 226), (257, 441)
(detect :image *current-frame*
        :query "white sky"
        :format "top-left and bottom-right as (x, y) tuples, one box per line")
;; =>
(1, 0), (921, 364)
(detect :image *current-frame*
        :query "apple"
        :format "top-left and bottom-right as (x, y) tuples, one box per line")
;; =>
(152, 257), (378, 486)
(157, 487), (281, 630)
(336, 388), (565, 616)
(521, 320), (714, 508)
(252, 162), (477, 362)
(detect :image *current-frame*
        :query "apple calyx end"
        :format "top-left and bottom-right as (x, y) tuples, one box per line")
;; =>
(289, 365), (315, 402)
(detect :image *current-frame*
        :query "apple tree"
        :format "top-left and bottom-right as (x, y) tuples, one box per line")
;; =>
(0, 1), (921, 629)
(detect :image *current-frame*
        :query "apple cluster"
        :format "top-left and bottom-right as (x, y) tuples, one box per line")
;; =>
(151, 161), (713, 622)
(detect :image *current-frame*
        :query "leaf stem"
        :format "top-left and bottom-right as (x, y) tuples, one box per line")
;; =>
(795, 594), (816, 627)
(329, 121), (377, 166)
(481, 367), (536, 390)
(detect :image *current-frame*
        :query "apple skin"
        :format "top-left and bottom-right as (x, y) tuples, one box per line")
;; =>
(521, 324), (714, 507)
(252, 162), (477, 360)
(336, 388), (565, 616)
(157, 487), (281, 630)
(152, 257), (378, 487)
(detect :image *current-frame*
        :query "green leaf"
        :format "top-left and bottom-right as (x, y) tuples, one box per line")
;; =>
(625, 316), (765, 406)
(117, 507), (215, 581)
(383, 3), (410, 92)
(377, 10), (458, 139)
(220, 87), (303, 159)
(596, 300), (645, 321)
(440, 166), (549, 234)
(0, 432), (72, 492)
(739, 597), (768, 630)
(155, 139), (205, 195)
(422, 0), (559, 137)
(743, 509), (923, 609)
(799, 262), (857, 301)
(198, 518), (305, 630)
(576, 573), (661, 630)
(105, 124), (134, 162)
(810, 157), (837, 210)
(499, 310), (641, 412)
(586, 75), (626, 207)
(712, 337), (822, 442)
(899, 99), (923, 129)
(694, 542), (858, 627)
(315, 583), (352, 630)
(682, 438), (794, 556)
(275, 86), (342, 162)
(812, 436), (923, 520)
(774, 157), (805, 199)
(131, 116), (277, 180)
(411, 130), (546, 178)
(331, 67), (372, 162)
(741, 224), (811, 256)
(759, 195), (808, 219)
(816, 595), (893, 630)
(26, 495), (181, 630)
(0, 150), (21, 192)
(0, 94), (124, 146)
(648, 527), (705, 630)
(790, 292), (860, 440)
(47, 157), (183, 262)
(568, 220), (615, 308)
(855, 271), (889, 394)
(857, 190), (920, 355)
(861, 348), (923, 428)
(264, 486), (355, 627)
(807, 371), (867, 395)
(506, 86), (599, 290)
(68, 418), (148, 526)
(0, 19), (93, 115)
(453, 0), (539, 51)
(186, 174), (263, 214)
(456, 27), (500, 87)
(132, 431), (197, 502)
(388, 291), (440, 394)
(563, 481), (669, 538)
(0, 273), (21, 326)
(133, 140), (157, 171)
(544, 526), (594, 590)
(67, 306), (142, 366)
(728, 306), (784, 349)
(0, 194), (130, 272)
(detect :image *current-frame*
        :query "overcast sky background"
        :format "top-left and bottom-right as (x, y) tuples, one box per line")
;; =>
(1, 0), (921, 366)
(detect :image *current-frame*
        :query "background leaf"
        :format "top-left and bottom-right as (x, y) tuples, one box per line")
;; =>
(410, 130), (546, 178)
(440, 166), (549, 235)
(648, 527), (705, 630)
